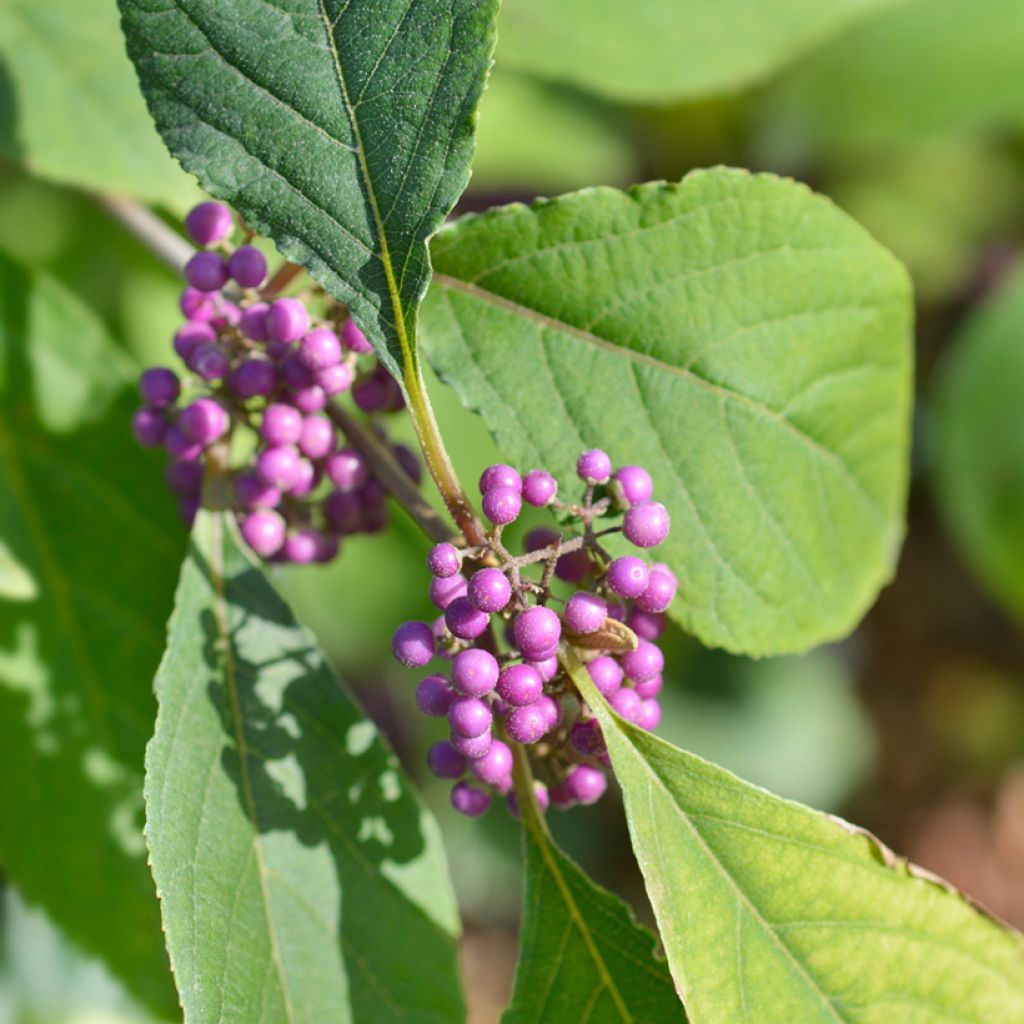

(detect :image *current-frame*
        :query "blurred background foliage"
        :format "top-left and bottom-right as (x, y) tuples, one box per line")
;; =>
(2, 0), (1024, 1020)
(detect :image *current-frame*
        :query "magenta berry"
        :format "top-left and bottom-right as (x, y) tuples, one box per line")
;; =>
(576, 448), (612, 484)
(266, 298), (309, 342)
(164, 425), (203, 462)
(634, 674), (663, 700)
(184, 251), (229, 293)
(173, 320), (216, 362)
(628, 608), (666, 641)
(637, 569), (676, 613)
(261, 403), (303, 446)
(430, 573), (468, 611)
(299, 416), (335, 460)
(241, 510), (286, 558)
(479, 464), (522, 494)
(239, 302), (270, 341)
(235, 472), (281, 511)
(505, 703), (549, 744)
(290, 384), (327, 413)
(341, 319), (373, 354)
(297, 328), (342, 372)
(427, 741), (466, 779)
(613, 465), (653, 505)
(448, 696), (492, 738)
(428, 542), (461, 578)
(606, 556), (650, 599)
(282, 528), (320, 564)
(227, 245), (268, 289)
(132, 407), (167, 448)
(445, 596), (490, 640)
(496, 663), (543, 707)
(621, 640), (664, 682)
(256, 445), (302, 490)
(470, 740), (513, 786)
(587, 655), (623, 697)
(139, 367), (180, 408)
(178, 398), (228, 446)
(324, 490), (361, 534)
(451, 731), (492, 759)
(468, 568), (512, 613)
(482, 485), (522, 526)
(392, 620), (435, 668)
(522, 469), (557, 507)
(513, 606), (561, 661)
(564, 765), (607, 805)
(564, 592), (606, 634)
(451, 781), (491, 817)
(416, 674), (454, 717)
(229, 359), (276, 399)
(179, 287), (218, 322)
(570, 719), (605, 756)
(319, 362), (355, 395)
(555, 549), (592, 584)
(190, 342), (230, 382)
(636, 698), (662, 731)
(530, 656), (560, 683)
(324, 448), (368, 492)
(164, 460), (203, 497)
(609, 686), (642, 723)
(624, 500), (671, 548)
(184, 201), (233, 246)
(451, 648), (500, 698)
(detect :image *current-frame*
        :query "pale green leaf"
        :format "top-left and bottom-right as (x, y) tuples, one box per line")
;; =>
(146, 510), (463, 1023)
(567, 651), (1024, 1023)
(0, 0), (198, 208)
(119, 0), (497, 382)
(496, 0), (892, 104)
(932, 270), (1024, 619)
(0, 251), (181, 1015)
(421, 169), (913, 656)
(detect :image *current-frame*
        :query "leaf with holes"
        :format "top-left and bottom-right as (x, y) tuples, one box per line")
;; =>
(420, 168), (913, 655)
(118, 0), (497, 383)
(146, 510), (463, 1023)
(566, 651), (1024, 1023)
(0, 251), (180, 1015)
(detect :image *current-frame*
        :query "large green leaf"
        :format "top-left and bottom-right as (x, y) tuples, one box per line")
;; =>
(757, 0), (1024, 161)
(495, 0), (892, 104)
(932, 271), (1024, 620)
(421, 169), (913, 656)
(503, 759), (682, 1022)
(567, 651), (1024, 1023)
(0, 253), (180, 1015)
(119, 0), (497, 382)
(147, 510), (463, 1023)
(0, 0), (197, 208)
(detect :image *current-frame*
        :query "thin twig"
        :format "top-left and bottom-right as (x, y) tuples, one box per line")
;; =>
(94, 194), (194, 274)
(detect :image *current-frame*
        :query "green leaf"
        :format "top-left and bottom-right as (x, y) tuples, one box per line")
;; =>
(495, 0), (892, 104)
(757, 0), (1024, 161)
(421, 169), (913, 656)
(147, 510), (463, 1023)
(932, 270), (1024, 619)
(119, 0), (497, 382)
(504, 763), (683, 1023)
(0, 253), (180, 1015)
(0, 0), (198, 209)
(566, 651), (1024, 1022)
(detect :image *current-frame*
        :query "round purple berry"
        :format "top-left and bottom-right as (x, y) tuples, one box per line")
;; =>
(570, 718), (605, 756)
(468, 568), (511, 614)
(391, 620), (435, 668)
(536, 694), (561, 731)
(184, 201), (233, 246)
(606, 556), (650, 599)
(287, 459), (317, 498)
(190, 342), (230, 382)
(239, 302), (270, 341)
(451, 648), (500, 698)
(256, 445), (301, 490)
(319, 362), (355, 395)
(636, 698), (662, 731)
(132, 407), (167, 447)
(587, 655), (623, 698)
(280, 352), (315, 391)
(634, 674), (663, 700)
(479, 463), (522, 494)
(184, 251), (229, 293)
(229, 358), (276, 399)
(623, 500), (671, 548)
(451, 731), (492, 759)
(324, 448), (368, 492)
(393, 445), (421, 485)
(482, 485), (522, 526)
(513, 606), (561, 661)
(416, 674), (454, 717)
(496, 663), (543, 707)
(139, 367), (180, 408)
(266, 298), (309, 343)
(451, 781), (491, 817)
(564, 765), (606, 805)
(352, 376), (388, 412)
(430, 573), (468, 611)
(164, 459), (203, 497)
(212, 302), (241, 330)
(173, 320), (216, 362)
(235, 472), (280, 511)
(555, 548), (593, 584)
(341, 319), (373, 354)
(261, 403), (303, 446)
(529, 656), (560, 683)
(178, 398), (228, 446)
(298, 415), (335, 460)
(621, 640), (664, 682)
(448, 696), (492, 738)
(164, 425), (203, 461)
(227, 245), (268, 289)
(576, 448), (612, 484)
(427, 542), (461, 579)
(613, 465), (653, 506)
(241, 510), (286, 558)
(324, 490), (361, 534)
(507, 781), (550, 818)
(522, 469), (557, 507)
(628, 608), (666, 641)
(445, 596), (490, 640)
(470, 740), (513, 786)
(427, 740), (466, 779)
(291, 385), (327, 414)
(179, 287), (218, 322)
(609, 686), (641, 723)
(282, 528), (320, 565)
(505, 703), (549, 744)
(297, 328), (342, 372)
(564, 592), (606, 634)
(637, 569), (677, 613)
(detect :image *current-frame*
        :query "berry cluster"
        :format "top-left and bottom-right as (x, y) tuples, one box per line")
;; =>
(391, 449), (674, 817)
(131, 201), (418, 563)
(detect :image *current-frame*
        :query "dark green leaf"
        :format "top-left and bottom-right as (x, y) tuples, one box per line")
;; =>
(421, 169), (913, 656)
(147, 510), (463, 1023)
(119, 0), (497, 381)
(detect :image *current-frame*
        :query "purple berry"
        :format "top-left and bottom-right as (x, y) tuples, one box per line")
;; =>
(256, 445), (302, 490)
(636, 698), (662, 731)
(416, 674), (454, 717)
(179, 287), (218, 322)
(179, 497), (200, 527)
(522, 470), (557, 507)
(451, 648), (500, 698)
(448, 696), (492, 738)
(241, 510), (286, 557)
(164, 459), (203, 497)
(481, 485), (521, 526)
(266, 298), (309, 343)
(352, 376), (388, 412)
(496, 664), (543, 707)
(524, 527), (559, 553)
(393, 445), (421, 485)
(184, 201), (233, 246)
(291, 385), (327, 414)
(139, 367), (180, 408)
(513, 606), (561, 661)
(173, 320), (216, 362)
(637, 569), (677, 613)
(634, 674), (663, 700)
(132, 407), (167, 447)
(319, 362), (355, 395)
(427, 542), (461, 579)
(297, 328), (342, 372)
(430, 573), (468, 611)
(164, 425), (203, 461)
(392, 620), (435, 668)
(280, 352), (316, 390)
(505, 703), (548, 744)
(229, 358), (276, 399)
(470, 739), (513, 786)
(178, 398), (228, 446)
(479, 463), (522, 494)
(587, 655), (622, 698)
(282, 528), (320, 564)
(324, 449), (368, 491)
(445, 596), (490, 640)
(227, 245), (268, 288)
(184, 251), (229, 293)
(623, 501), (670, 548)
(188, 342), (230, 382)
(427, 741), (466, 779)
(555, 549), (592, 584)
(212, 302), (241, 330)
(341, 319), (373, 354)
(536, 694), (561, 731)
(287, 459), (317, 498)
(576, 448), (612, 484)
(261, 403), (303, 446)
(621, 640), (664, 682)
(451, 731), (492, 759)
(507, 781), (549, 818)
(613, 465), (653, 506)
(570, 718), (605, 756)
(324, 490), (362, 534)
(564, 765), (606, 805)
(468, 568), (511, 613)
(606, 556), (650, 599)
(298, 416), (335, 460)
(529, 656), (560, 683)
(564, 592), (606, 634)
(451, 781), (491, 817)
(239, 302), (270, 341)
(235, 471), (280, 511)
(628, 608), (666, 641)
(609, 686), (641, 723)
